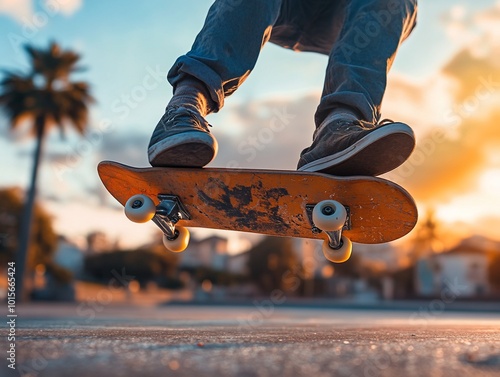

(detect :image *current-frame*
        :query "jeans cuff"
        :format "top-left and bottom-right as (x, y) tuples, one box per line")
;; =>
(315, 92), (380, 125)
(167, 55), (225, 111)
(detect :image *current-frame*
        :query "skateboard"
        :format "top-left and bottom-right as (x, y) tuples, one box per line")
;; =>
(97, 161), (417, 263)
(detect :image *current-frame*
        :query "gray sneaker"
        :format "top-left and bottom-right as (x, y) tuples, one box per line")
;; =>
(297, 115), (415, 176)
(148, 106), (218, 167)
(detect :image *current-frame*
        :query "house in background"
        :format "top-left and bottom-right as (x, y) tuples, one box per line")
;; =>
(227, 249), (250, 275)
(179, 235), (228, 271)
(31, 236), (85, 301)
(415, 237), (499, 298)
(54, 236), (85, 279)
(86, 231), (116, 253)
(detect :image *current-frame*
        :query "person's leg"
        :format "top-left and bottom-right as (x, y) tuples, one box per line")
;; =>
(317, 0), (417, 124)
(149, 0), (283, 167)
(298, 0), (418, 176)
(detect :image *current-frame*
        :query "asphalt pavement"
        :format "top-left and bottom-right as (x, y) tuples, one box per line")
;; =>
(1, 303), (500, 377)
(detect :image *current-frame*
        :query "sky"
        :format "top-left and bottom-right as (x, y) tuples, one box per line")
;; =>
(1, 0), (500, 251)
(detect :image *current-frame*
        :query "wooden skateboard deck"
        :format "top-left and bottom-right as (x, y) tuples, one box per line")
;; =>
(97, 161), (417, 244)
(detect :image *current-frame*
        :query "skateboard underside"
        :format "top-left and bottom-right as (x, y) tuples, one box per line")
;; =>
(97, 161), (417, 244)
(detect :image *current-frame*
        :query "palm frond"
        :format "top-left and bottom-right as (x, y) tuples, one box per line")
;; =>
(0, 72), (37, 128)
(25, 42), (82, 85)
(1, 42), (94, 137)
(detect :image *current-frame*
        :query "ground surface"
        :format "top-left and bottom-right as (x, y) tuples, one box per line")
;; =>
(1, 303), (500, 377)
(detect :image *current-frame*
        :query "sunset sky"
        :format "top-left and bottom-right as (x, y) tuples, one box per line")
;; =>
(1, 0), (499, 251)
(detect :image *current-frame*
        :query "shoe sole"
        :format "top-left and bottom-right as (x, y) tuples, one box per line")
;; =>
(148, 131), (218, 167)
(298, 123), (415, 176)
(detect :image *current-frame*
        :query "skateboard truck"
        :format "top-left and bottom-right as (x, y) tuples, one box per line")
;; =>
(152, 194), (191, 238)
(307, 204), (350, 249)
(124, 194), (191, 252)
(307, 200), (353, 263)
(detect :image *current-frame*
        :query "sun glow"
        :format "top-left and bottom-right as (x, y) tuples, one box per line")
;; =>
(435, 168), (500, 227)
(478, 168), (500, 195)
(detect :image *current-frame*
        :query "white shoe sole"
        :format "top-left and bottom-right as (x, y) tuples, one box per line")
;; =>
(148, 131), (218, 167)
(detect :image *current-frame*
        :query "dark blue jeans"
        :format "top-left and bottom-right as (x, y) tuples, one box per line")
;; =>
(168, 0), (418, 124)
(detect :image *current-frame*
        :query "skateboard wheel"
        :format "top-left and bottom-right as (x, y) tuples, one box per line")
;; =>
(163, 226), (190, 253)
(124, 194), (156, 223)
(322, 235), (352, 263)
(312, 200), (347, 231)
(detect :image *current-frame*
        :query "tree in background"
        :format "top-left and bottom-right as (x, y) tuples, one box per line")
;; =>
(0, 188), (71, 285)
(0, 42), (93, 299)
(84, 237), (181, 289)
(247, 236), (303, 295)
(488, 253), (500, 293)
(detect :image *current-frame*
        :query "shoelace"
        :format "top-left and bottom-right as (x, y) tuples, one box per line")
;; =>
(347, 118), (395, 131)
(378, 118), (394, 125)
(313, 116), (397, 141)
(162, 106), (212, 132)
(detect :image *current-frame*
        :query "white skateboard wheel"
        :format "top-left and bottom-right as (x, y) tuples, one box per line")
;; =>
(322, 235), (352, 263)
(124, 194), (156, 223)
(312, 200), (347, 231)
(163, 226), (190, 253)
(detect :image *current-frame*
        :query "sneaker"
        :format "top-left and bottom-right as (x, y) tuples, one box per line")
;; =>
(297, 115), (415, 176)
(148, 106), (218, 167)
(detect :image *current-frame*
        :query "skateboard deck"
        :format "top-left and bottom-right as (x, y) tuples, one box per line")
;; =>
(98, 161), (417, 246)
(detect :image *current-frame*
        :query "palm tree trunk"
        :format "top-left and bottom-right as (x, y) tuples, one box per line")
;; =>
(17, 115), (46, 301)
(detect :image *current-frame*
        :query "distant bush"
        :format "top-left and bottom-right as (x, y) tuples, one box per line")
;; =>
(0, 188), (71, 284)
(84, 247), (181, 288)
(247, 236), (303, 295)
(489, 254), (500, 292)
(181, 266), (247, 286)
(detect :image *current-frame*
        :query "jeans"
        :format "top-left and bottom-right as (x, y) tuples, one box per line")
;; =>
(167, 0), (418, 124)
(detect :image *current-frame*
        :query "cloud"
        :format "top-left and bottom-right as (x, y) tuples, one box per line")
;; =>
(442, 1), (500, 58)
(390, 106), (500, 203)
(384, 5), (500, 205)
(211, 93), (319, 170)
(389, 109), (500, 205)
(51, 0), (82, 16)
(0, 0), (81, 24)
(97, 131), (149, 167)
(0, 0), (32, 23)
(383, 72), (456, 135)
(442, 50), (500, 104)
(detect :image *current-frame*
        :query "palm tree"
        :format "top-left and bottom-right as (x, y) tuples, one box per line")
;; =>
(0, 42), (93, 300)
